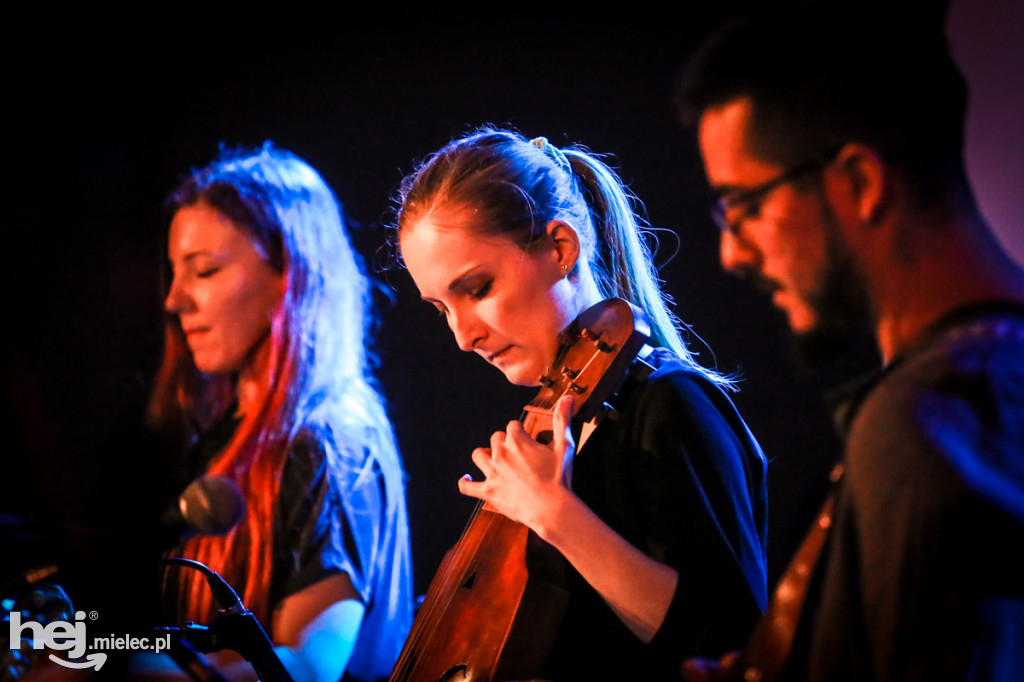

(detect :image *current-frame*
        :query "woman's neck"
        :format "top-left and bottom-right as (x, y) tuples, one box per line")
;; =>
(235, 334), (274, 417)
(575, 263), (605, 311)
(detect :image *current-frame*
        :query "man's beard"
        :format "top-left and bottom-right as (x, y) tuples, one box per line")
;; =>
(793, 217), (874, 369)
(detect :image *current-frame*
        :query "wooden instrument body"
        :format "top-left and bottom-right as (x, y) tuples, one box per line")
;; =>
(390, 299), (650, 682)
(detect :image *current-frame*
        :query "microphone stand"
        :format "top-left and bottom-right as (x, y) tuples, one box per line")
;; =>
(154, 628), (228, 682)
(160, 558), (293, 682)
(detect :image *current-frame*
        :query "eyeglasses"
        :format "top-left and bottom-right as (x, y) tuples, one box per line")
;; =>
(711, 152), (837, 235)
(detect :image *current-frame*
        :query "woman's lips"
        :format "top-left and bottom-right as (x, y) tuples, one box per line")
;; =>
(487, 346), (512, 363)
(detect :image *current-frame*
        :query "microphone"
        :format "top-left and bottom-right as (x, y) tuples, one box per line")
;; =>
(161, 476), (245, 540)
(158, 559), (294, 682)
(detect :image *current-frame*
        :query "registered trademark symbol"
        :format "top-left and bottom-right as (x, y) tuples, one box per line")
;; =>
(89, 611), (98, 620)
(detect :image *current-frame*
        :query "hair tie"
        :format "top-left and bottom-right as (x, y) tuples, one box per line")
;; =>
(529, 136), (551, 152)
(529, 136), (573, 175)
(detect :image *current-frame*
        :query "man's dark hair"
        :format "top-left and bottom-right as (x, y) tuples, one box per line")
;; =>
(678, 2), (968, 203)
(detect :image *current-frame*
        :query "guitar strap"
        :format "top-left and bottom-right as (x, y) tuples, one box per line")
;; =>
(734, 303), (1024, 682)
(730, 464), (843, 682)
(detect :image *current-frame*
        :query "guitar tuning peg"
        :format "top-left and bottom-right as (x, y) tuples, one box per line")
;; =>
(539, 375), (557, 388)
(579, 327), (615, 352)
(561, 366), (581, 379)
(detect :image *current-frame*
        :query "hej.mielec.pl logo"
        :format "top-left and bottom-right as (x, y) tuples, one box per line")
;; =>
(9, 609), (171, 671)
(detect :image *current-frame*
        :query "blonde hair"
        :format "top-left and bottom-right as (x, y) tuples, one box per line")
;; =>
(395, 127), (731, 386)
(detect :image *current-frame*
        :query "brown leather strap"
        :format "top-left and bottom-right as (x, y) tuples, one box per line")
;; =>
(728, 463), (844, 682)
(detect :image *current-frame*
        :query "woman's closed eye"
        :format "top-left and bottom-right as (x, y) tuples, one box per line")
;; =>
(197, 266), (222, 279)
(468, 279), (493, 300)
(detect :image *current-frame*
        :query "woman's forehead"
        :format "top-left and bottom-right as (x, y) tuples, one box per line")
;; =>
(401, 217), (530, 291)
(168, 203), (259, 262)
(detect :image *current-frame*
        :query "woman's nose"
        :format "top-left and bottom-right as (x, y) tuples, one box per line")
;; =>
(448, 309), (484, 352)
(164, 277), (194, 315)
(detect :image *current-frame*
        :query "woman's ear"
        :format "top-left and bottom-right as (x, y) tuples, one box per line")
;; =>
(545, 220), (582, 273)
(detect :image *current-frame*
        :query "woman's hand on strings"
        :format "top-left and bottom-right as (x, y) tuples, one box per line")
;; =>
(461, 392), (680, 643)
(458, 394), (576, 536)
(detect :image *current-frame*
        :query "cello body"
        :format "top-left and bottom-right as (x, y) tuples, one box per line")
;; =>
(390, 299), (650, 682)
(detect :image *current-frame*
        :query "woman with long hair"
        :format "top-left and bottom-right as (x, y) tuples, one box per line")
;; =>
(148, 143), (412, 681)
(393, 128), (767, 679)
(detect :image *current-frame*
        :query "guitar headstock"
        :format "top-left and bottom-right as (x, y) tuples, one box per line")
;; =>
(522, 298), (650, 441)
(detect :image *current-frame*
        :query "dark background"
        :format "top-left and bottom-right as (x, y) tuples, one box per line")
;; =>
(3, 1), (1021, 633)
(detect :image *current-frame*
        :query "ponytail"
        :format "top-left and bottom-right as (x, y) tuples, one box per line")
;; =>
(396, 127), (733, 388)
(563, 149), (733, 388)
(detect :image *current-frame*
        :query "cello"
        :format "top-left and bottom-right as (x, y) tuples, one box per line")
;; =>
(390, 298), (650, 682)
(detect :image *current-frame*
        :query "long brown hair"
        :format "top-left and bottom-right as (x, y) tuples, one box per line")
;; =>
(151, 143), (408, 628)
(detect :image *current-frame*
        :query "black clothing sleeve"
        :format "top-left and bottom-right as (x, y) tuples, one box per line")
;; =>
(542, 349), (768, 680)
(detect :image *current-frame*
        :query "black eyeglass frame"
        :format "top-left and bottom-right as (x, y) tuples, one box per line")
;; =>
(710, 149), (840, 234)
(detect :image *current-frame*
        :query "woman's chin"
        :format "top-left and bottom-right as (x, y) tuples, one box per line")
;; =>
(496, 363), (543, 388)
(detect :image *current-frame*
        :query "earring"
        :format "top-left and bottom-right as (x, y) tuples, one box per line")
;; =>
(561, 264), (569, 275)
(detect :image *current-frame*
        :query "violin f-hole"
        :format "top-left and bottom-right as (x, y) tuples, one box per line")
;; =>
(439, 664), (468, 681)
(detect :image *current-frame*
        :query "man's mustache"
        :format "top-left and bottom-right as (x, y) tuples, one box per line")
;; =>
(737, 267), (780, 297)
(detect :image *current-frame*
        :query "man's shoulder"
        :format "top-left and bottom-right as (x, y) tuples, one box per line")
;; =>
(850, 307), (1024, 518)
